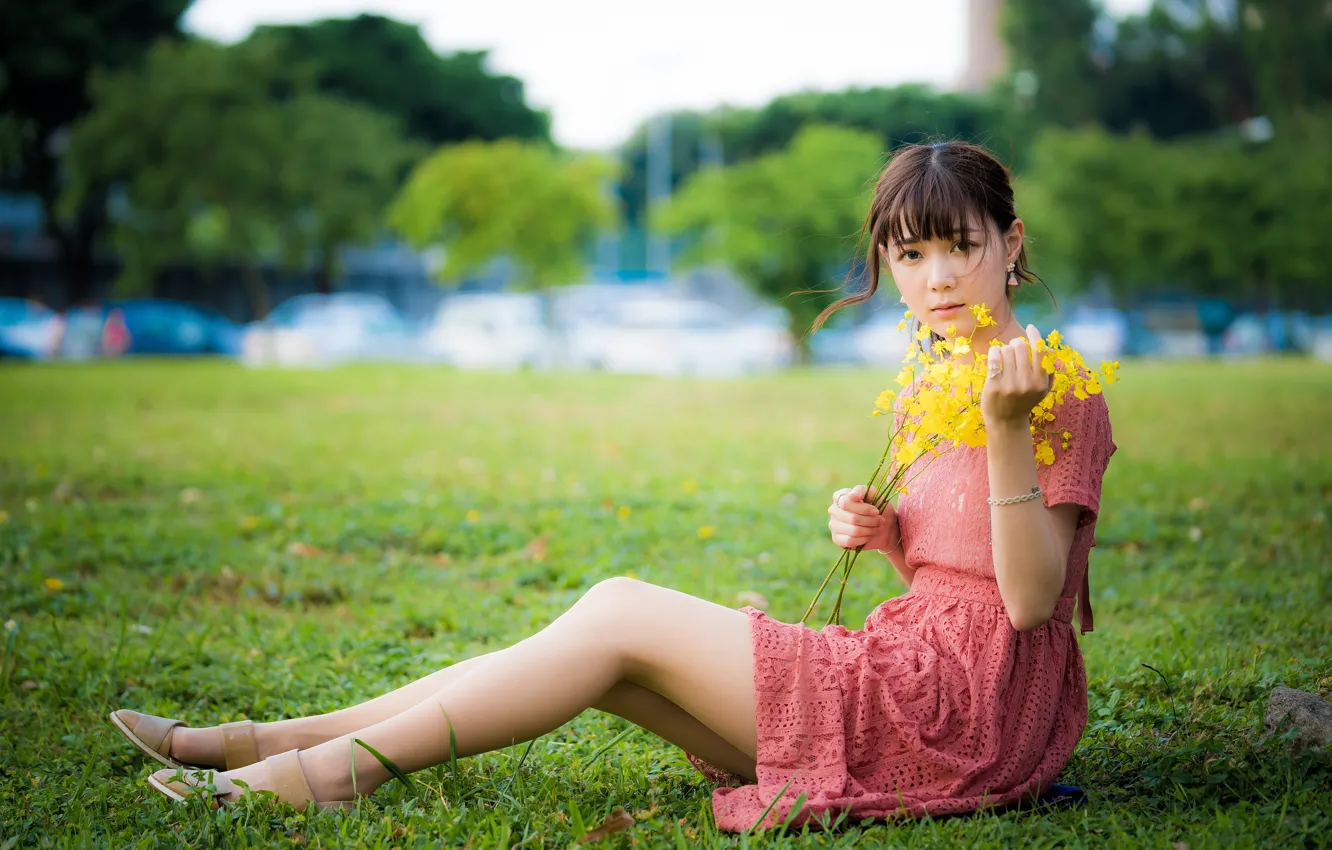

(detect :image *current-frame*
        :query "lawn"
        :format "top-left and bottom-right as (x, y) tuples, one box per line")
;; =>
(1, 358), (1329, 848)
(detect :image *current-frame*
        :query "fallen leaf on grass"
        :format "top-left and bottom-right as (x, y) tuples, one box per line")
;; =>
(737, 591), (768, 608)
(578, 807), (635, 844)
(523, 536), (548, 561)
(286, 542), (322, 557)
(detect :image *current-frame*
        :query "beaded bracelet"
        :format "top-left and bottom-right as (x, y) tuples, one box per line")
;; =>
(987, 485), (1043, 506)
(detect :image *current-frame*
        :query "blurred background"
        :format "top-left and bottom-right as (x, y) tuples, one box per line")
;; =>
(2, 0), (1330, 373)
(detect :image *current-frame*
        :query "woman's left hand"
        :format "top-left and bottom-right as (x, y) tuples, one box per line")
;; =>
(980, 323), (1054, 428)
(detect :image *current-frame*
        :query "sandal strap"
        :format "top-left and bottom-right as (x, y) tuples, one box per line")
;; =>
(219, 720), (260, 770)
(125, 711), (186, 757)
(265, 749), (317, 808)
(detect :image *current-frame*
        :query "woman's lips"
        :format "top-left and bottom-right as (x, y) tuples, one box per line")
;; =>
(931, 304), (964, 319)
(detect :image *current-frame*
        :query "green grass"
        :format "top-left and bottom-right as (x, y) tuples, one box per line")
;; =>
(1, 358), (1329, 848)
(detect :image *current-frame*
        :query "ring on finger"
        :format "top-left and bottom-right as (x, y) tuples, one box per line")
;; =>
(987, 360), (1003, 377)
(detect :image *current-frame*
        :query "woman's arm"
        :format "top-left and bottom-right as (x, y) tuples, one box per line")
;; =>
(983, 325), (1083, 632)
(986, 422), (1079, 630)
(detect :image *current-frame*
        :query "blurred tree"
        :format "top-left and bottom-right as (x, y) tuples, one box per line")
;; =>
(1019, 118), (1332, 308)
(1004, 0), (1332, 138)
(618, 86), (1008, 264)
(653, 125), (884, 360)
(1001, 0), (1107, 128)
(61, 39), (414, 317)
(0, 0), (189, 306)
(387, 140), (615, 290)
(248, 16), (550, 147)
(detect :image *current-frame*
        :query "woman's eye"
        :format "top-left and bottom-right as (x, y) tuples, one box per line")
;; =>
(952, 240), (975, 253)
(899, 249), (922, 261)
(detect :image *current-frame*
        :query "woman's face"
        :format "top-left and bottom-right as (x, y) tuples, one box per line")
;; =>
(883, 214), (1024, 341)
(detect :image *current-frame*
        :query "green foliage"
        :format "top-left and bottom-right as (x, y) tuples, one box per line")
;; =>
(618, 86), (1009, 235)
(249, 15), (550, 148)
(1018, 116), (1332, 304)
(388, 140), (616, 289)
(0, 359), (1330, 846)
(0, 0), (189, 303)
(654, 125), (884, 350)
(60, 38), (414, 314)
(1003, 0), (1332, 139)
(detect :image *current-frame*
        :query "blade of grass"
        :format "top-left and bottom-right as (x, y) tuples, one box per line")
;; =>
(353, 738), (415, 791)
(744, 774), (797, 834)
(438, 703), (459, 796)
(499, 737), (538, 802)
(578, 726), (636, 770)
(778, 792), (808, 832)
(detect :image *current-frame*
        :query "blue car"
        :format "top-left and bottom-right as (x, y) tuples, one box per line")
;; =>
(56, 299), (242, 359)
(0, 298), (64, 360)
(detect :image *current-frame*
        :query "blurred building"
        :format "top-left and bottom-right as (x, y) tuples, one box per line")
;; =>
(960, 0), (1008, 92)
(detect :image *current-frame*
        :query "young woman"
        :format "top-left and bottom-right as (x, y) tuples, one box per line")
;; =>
(112, 141), (1115, 831)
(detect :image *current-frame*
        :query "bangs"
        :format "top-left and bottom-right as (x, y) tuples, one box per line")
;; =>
(880, 161), (988, 248)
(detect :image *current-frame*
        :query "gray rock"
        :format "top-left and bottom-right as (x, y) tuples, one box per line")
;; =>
(1264, 687), (1332, 753)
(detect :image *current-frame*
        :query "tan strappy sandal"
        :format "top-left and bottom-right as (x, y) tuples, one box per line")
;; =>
(109, 710), (260, 771)
(146, 749), (355, 812)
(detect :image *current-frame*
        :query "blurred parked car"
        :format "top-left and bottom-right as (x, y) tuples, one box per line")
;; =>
(51, 299), (240, 359)
(242, 293), (419, 367)
(570, 298), (793, 377)
(852, 309), (912, 366)
(0, 298), (64, 360)
(423, 293), (553, 370)
(1061, 307), (1128, 363)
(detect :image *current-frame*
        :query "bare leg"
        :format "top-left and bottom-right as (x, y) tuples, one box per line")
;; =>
(175, 640), (755, 782)
(171, 655), (492, 766)
(216, 578), (759, 802)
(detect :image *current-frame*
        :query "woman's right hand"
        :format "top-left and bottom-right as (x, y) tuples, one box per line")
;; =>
(828, 484), (899, 552)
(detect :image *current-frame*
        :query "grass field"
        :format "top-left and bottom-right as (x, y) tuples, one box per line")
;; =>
(1, 358), (1329, 848)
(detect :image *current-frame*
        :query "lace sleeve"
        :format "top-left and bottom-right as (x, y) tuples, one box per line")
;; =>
(1036, 390), (1116, 529)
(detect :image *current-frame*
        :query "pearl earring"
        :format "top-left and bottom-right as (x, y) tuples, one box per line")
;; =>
(1007, 263), (1019, 287)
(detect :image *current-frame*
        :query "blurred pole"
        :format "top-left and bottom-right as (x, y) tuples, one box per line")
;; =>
(647, 113), (672, 276)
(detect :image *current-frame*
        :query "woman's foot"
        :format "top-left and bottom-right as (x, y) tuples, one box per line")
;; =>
(148, 750), (356, 811)
(110, 710), (261, 770)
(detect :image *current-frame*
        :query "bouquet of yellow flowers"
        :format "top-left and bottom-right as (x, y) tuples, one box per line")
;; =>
(802, 303), (1122, 627)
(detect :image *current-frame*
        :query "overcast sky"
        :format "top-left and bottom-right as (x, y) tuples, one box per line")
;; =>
(185, 0), (1150, 151)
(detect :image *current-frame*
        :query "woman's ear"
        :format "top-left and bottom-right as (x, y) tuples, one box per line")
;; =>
(1006, 219), (1025, 263)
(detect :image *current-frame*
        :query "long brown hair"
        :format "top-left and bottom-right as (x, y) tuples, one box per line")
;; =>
(811, 141), (1053, 341)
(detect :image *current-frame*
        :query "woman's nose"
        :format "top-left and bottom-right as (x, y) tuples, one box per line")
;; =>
(927, 257), (956, 288)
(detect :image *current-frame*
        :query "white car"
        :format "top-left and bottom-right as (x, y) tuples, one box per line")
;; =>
(1062, 308), (1128, 363)
(241, 293), (419, 367)
(423, 293), (553, 370)
(852, 309), (913, 366)
(572, 298), (793, 377)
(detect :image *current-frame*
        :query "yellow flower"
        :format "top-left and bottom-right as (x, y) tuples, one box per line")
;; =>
(465, 509), (481, 523)
(44, 578), (63, 592)
(969, 304), (996, 327)
(875, 389), (896, 410)
(1034, 441), (1056, 465)
(895, 319), (906, 332)
(903, 310), (913, 319)
(952, 339), (972, 356)
(1048, 329), (1063, 347)
(617, 505), (632, 519)
(697, 525), (715, 539)
(945, 323), (958, 336)
(914, 325), (931, 341)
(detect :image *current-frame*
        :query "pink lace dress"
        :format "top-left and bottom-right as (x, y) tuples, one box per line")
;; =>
(685, 391), (1117, 831)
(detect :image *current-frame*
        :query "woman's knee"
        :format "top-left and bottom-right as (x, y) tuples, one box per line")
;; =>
(572, 576), (649, 627)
